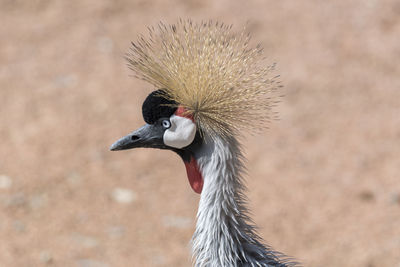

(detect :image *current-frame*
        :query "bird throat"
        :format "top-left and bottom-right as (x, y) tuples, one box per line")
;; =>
(184, 156), (203, 194)
(174, 105), (203, 194)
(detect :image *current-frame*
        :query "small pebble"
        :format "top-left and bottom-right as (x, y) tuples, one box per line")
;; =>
(54, 74), (78, 88)
(390, 192), (400, 205)
(106, 226), (125, 239)
(76, 259), (110, 267)
(359, 190), (375, 202)
(66, 171), (81, 186)
(39, 251), (53, 264)
(151, 254), (166, 265)
(72, 234), (99, 249)
(6, 193), (26, 207)
(29, 194), (48, 210)
(97, 37), (113, 53)
(13, 220), (26, 232)
(162, 215), (192, 229)
(111, 188), (136, 204)
(0, 175), (12, 189)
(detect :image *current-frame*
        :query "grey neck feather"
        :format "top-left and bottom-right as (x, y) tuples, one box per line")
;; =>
(191, 135), (294, 267)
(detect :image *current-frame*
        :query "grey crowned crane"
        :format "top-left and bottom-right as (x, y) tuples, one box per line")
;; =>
(110, 20), (297, 267)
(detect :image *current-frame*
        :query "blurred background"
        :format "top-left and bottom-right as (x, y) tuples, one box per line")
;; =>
(1, 0), (399, 266)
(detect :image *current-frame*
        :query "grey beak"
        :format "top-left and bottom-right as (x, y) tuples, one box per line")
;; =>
(110, 124), (166, 151)
(109, 132), (140, 151)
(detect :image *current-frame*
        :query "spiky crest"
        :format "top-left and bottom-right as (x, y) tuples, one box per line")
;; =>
(126, 19), (281, 139)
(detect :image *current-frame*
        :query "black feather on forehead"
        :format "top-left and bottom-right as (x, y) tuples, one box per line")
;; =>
(142, 89), (178, 124)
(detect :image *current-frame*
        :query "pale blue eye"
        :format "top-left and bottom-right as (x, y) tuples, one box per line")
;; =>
(162, 120), (171, 129)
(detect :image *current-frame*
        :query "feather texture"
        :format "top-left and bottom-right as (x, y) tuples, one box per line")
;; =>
(126, 19), (281, 139)
(193, 134), (295, 266)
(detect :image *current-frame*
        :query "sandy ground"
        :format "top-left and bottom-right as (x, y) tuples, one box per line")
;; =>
(1, 0), (400, 266)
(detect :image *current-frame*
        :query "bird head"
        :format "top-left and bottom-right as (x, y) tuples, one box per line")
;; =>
(110, 89), (204, 194)
(110, 89), (199, 152)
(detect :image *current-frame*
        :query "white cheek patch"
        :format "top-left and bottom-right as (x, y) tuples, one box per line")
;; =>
(163, 115), (196, 149)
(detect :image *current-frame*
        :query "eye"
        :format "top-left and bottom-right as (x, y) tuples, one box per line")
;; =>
(162, 119), (171, 129)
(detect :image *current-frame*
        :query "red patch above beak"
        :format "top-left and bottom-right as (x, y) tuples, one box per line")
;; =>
(175, 106), (194, 122)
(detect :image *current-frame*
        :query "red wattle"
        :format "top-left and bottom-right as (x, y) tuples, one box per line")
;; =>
(176, 106), (201, 193)
(184, 156), (203, 194)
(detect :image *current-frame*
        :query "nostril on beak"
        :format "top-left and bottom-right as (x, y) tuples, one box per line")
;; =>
(131, 135), (140, 141)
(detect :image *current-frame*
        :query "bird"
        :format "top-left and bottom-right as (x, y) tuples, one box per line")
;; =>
(110, 20), (296, 267)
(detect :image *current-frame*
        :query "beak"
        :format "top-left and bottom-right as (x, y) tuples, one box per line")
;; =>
(110, 124), (165, 151)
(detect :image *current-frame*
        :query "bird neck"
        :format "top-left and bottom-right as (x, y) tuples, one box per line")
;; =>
(191, 135), (284, 267)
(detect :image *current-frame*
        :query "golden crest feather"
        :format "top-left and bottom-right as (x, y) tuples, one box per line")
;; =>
(126, 19), (282, 139)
